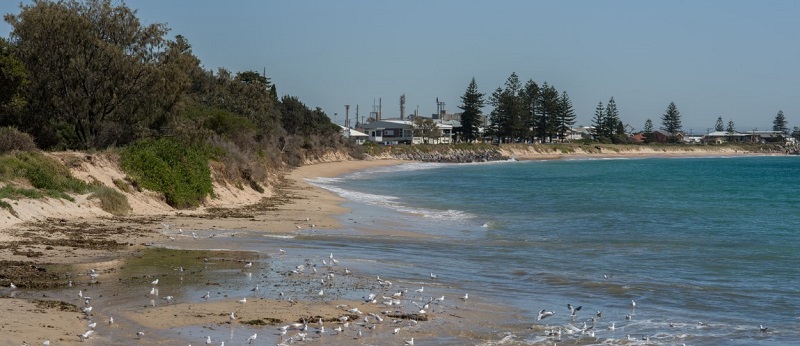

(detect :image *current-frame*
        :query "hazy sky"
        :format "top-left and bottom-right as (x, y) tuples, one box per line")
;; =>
(2, 0), (799, 133)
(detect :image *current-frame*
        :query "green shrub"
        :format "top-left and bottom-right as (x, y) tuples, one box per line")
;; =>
(120, 138), (214, 208)
(0, 151), (89, 194)
(0, 127), (38, 154)
(89, 186), (131, 216)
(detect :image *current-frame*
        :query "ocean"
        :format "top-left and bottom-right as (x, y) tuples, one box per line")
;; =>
(298, 155), (800, 345)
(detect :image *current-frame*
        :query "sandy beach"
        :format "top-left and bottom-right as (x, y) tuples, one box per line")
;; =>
(0, 148), (786, 345)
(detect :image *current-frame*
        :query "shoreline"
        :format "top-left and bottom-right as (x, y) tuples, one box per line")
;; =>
(0, 151), (789, 344)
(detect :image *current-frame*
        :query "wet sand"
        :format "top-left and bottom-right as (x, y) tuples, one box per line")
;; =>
(0, 151), (782, 345)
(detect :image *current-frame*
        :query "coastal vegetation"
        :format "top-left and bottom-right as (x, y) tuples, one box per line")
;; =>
(0, 0), (354, 209)
(0, 0), (796, 216)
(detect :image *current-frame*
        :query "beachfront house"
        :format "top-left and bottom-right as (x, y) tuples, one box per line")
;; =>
(359, 119), (453, 145)
(340, 125), (369, 145)
(702, 130), (785, 144)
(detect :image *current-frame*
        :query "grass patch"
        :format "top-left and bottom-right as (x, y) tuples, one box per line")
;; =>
(89, 186), (131, 216)
(0, 151), (89, 193)
(120, 138), (215, 209)
(112, 178), (133, 193)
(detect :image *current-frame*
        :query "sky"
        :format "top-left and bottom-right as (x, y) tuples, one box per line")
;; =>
(2, 0), (799, 134)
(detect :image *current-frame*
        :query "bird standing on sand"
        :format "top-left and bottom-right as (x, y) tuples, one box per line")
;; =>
(151, 279), (159, 285)
(230, 312), (236, 321)
(238, 297), (247, 304)
(405, 337), (414, 345)
(9, 282), (16, 289)
(136, 331), (144, 339)
(460, 293), (469, 300)
(42, 339), (50, 346)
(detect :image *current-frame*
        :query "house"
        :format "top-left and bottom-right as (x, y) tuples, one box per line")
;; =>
(359, 119), (453, 145)
(340, 125), (369, 145)
(702, 131), (748, 144)
(652, 130), (685, 143)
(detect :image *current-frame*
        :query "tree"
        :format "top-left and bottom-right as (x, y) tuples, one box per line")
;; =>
(535, 82), (560, 143)
(715, 116), (724, 132)
(726, 120), (736, 142)
(591, 101), (606, 140)
(457, 77), (485, 143)
(643, 119), (654, 143)
(773, 110), (788, 135)
(520, 79), (539, 142)
(5, 0), (182, 149)
(660, 102), (682, 142)
(413, 117), (441, 143)
(791, 127), (800, 142)
(605, 97), (621, 143)
(555, 91), (576, 142)
(489, 72), (525, 142)
(0, 37), (28, 124)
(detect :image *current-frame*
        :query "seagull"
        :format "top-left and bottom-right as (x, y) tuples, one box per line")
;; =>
(760, 324), (769, 333)
(108, 316), (114, 324)
(151, 279), (159, 285)
(537, 309), (555, 321)
(244, 262), (253, 269)
(405, 337), (414, 345)
(201, 292), (210, 300)
(9, 282), (16, 289)
(318, 289), (324, 298)
(78, 330), (93, 341)
(136, 331), (144, 339)
(163, 295), (174, 304)
(608, 322), (616, 331)
(415, 287), (424, 294)
(88, 322), (96, 329)
(230, 312), (236, 321)
(238, 297), (247, 304)
(42, 340), (49, 346)
(567, 304), (582, 316)
(246, 333), (257, 344)
(460, 293), (469, 300)
(393, 327), (401, 334)
(631, 300), (636, 308)
(251, 284), (260, 293)
(430, 272), (438, 279)
(205, 335), (212, 345)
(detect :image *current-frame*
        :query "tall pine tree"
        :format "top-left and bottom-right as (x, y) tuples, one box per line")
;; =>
(660, 101), (682, 142)
(643, 119), (654, 143)
(556, 91), (576, 142)
(592, 101), (606, 140)
(604, 97), (620, 143)
(457, 77), (485, 142)
(715, 116), (724, 132)
(773, 110), (788, 135)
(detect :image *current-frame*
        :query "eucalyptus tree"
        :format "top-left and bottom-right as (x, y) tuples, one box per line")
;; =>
(4, 0), (189, 148)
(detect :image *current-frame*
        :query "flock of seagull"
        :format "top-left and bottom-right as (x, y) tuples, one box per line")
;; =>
(4, 221), (784, 346)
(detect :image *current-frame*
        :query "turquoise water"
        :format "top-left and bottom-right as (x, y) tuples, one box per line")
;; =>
(307, 156), (800, 345)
